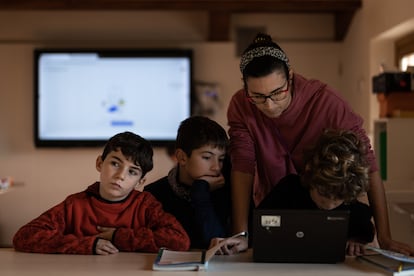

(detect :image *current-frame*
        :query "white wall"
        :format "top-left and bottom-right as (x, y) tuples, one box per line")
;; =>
(0, 11), (340, 246)
(342, 0), (414, 186)
(342, 0), (414, 132)
(342, 0), (414, 247)
(2, 1), (414, 247)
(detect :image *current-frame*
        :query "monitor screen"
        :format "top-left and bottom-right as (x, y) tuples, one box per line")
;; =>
(34, 49), (193, 147)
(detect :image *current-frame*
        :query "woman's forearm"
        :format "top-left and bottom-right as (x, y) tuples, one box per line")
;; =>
(231, 171), (254, 233)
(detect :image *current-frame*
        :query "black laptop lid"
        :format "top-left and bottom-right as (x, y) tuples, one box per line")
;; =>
(252, 209), (350, 263)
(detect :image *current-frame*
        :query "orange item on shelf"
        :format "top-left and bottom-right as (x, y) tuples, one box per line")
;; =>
(377, 92), (414, 117)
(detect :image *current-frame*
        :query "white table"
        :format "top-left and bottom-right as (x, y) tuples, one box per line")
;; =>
(0, 248), (389, 276)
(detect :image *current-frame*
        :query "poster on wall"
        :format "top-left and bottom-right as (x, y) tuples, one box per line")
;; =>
(192, 81), (221, 118)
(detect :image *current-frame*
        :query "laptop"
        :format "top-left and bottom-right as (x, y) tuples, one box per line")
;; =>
(252, 209), (350, 263)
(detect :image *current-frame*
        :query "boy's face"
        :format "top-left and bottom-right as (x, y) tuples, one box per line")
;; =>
(96, 149), (144, 201)
(177, 145), (226, 185)
(309, 188), (344, 210)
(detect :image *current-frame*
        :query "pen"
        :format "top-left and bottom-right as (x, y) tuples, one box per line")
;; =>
(398, 262), (403, 272)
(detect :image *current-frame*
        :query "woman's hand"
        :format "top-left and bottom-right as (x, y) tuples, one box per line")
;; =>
(378, 236), (414, 256)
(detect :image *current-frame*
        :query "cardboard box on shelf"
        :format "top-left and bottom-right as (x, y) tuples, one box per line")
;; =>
(377, 92), (414, 117)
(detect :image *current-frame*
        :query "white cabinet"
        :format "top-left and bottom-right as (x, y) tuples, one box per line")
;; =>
(374, 119), (414, 248)
(373, 118), (414, 189)
(386, 191), (414, 248)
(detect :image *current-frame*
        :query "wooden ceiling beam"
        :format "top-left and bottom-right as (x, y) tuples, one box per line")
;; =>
(334, 11), (357, 41)
(0, 0), (362, 41)
(208, 11), (231, 42)
(0, 0), (362, 12)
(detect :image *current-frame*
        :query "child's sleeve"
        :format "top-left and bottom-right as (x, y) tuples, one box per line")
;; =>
(12, 201), (97, 254)
(346, 201), (375, 243)
(190, 179), (226, 248)
(112, 192), (190, 253)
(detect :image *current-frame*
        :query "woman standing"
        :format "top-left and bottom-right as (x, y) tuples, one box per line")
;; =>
(225, 33), (413, 256)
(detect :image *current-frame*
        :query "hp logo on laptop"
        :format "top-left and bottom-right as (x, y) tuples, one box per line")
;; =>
(296, 231), (305, 238)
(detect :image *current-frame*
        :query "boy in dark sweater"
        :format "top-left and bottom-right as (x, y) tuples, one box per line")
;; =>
(144, 116), (231, 249)
(13, 131), (190, 255)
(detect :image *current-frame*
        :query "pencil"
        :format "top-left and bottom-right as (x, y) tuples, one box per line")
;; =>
(398, 262), (403, 272)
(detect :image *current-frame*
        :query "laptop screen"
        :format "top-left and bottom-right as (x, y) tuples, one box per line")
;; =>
(252, 209), (350, 263)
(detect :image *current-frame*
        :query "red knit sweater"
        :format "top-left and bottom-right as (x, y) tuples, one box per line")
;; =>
(13, 182), (190, 254)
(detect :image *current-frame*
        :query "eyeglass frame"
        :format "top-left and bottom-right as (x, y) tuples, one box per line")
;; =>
(245, 79), (290, 104)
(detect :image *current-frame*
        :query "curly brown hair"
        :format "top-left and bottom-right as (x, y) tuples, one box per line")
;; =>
(301, 129), (370, 202)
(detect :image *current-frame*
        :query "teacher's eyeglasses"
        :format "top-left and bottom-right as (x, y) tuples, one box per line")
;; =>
(246, 80), (290, 104)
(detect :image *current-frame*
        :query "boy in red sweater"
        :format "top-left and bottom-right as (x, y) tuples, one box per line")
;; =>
(13, 131), (190, 255)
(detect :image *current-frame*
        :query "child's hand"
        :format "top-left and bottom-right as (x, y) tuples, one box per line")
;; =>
(346, 240), (366, 256)
(97, 226), (116, 241)
(208, 236), (247, 255)
(199, 174), (225, 191)
(95, 239), (119, 255)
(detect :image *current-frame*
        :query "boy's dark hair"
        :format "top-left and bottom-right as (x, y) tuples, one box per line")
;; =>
(176, 116), (228, 156)
(301, 129), (369, 202)
(101, 131), (154, 177)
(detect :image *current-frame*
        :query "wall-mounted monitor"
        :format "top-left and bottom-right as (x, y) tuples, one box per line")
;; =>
(34, 48), (193, 147)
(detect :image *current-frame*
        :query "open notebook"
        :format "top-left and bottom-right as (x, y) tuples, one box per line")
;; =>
(153, 231), (247, 271)
(358, 245), (414, 275)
